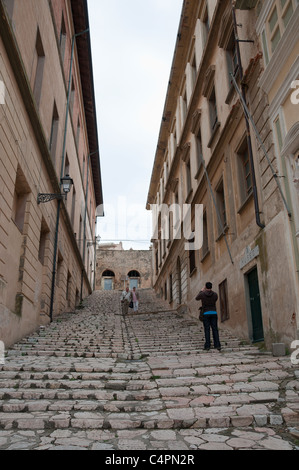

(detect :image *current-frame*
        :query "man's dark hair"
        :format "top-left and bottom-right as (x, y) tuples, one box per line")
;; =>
(206, 282), (213, 290)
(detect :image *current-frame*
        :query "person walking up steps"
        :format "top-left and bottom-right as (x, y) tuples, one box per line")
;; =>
(120, 287), (131, 315)
(131, 286), (140, 313)
(196, 282), (221, 351)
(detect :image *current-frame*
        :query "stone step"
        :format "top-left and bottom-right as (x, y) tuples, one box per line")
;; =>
(0, 289), (298, 449)
(0, 402), (298, 432)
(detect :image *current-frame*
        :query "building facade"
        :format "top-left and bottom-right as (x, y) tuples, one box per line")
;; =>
(96, 243), (152, 291)
(147, 0), (299, 349)
(0, 0), (103, 347)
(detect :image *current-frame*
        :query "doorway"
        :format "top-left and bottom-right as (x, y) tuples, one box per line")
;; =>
(102, 270), (115, 291)
(246, 267), (264, 343)
(128, 270), (140, 290)
(104, 278), (113, 291)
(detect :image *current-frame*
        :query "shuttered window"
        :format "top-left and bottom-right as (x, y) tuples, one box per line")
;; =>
(219, 279), (229, 322)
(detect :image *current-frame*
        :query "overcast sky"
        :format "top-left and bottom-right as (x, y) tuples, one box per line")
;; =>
(88, 0), (183, 249)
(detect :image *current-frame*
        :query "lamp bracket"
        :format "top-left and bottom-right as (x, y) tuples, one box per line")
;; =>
(37, 193), (65, 204)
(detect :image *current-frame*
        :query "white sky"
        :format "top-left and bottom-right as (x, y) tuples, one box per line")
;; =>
(88, 0), (183, 249)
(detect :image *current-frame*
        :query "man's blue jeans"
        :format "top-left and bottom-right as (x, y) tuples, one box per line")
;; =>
(203, 315), (221, 349)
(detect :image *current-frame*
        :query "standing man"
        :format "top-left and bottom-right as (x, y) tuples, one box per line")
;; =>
(120, 287), (131, 315)
(196, 282), (221, 351)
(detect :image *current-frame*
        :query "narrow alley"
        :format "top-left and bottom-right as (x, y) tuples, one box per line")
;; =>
(0, 289), (298, 451)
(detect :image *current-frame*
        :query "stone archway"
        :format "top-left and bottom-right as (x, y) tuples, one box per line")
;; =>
(128, 270), (141, 289)
(102, 270), (115, 290)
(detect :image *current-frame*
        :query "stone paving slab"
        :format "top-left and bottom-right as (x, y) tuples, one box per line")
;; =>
(0, 289), (298, 450)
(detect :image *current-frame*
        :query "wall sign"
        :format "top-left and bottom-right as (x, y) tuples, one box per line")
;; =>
(240, 245), (260, 269)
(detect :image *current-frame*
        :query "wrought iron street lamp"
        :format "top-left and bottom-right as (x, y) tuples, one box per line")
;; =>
(37, 174), (73, 322)
(37, 174), (74, 204)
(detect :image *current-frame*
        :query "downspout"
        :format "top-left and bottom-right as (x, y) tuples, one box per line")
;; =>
(60, 28), (89, 179)
(49, 28), (89, 321)
(80, 150), (98, 301)
(231, 3), (265, 229)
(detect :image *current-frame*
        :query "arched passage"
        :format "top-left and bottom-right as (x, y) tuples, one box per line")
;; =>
(128, 270), (140, 289)
(102, 270), (115, 290)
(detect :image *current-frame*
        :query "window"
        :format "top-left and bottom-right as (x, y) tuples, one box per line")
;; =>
(201, 2), (210, 47)
(188, 205), (196, 275)
(169, 274), (173, 303)
(185, 159), (192, 199)
(208, 87), (218, 134)
(176, 257), (182, 305)
(64, 154), (70, 177)
(196, 127), (203, 173)
(191, 53), (197, 86)
(59, 13), (67, 61)
(76, 117), (80, 147)
(102, 270), (115, 291)
(274, 115), (284, 151)
(226, 32), (239, 83)
(82, 155), (86, 189)
(262, 0), (298, 64)
(3, 0), (14, 18)
(49, 102), (59, 163)
(216, 179), (227, 234)
(181, 85), (187, 123)
(189, 237), (196, 275)
(33, 29), (45, 107)
(71, 185), (76, 226)
(56, 252), (63, 287)
(75, 289), (80, 307)
(66, 271), (72, 305)
(170, 121), (177, 160)
(237, 138), (253, 203)
(201, 210), (209, 259)
(70, 78), (75, 115)
(78, 214), (82, 252)
(12, 167), (30, 233)
(103, 270), (115, 277)
(168, 210), (173, 243)
(174, 190), (180, 231)
(38, 218), (49, 265)
(219, 279), (229, 322)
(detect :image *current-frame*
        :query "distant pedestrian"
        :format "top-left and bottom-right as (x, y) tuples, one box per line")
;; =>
(196, 282), (221, 351)
(120, 287), (131, 315)
(131, 286), (140, 313)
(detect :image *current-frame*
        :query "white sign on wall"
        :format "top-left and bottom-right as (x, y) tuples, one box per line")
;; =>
(240, 245), (260, 270)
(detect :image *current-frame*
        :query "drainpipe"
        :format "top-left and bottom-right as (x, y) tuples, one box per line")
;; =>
(49, 28), (89, 322)
(231, 3), (265, 229)
(60, 28), (89, 179)
(80, 150), (98, 301)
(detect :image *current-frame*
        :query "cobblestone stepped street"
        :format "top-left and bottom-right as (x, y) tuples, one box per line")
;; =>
(0, 289), (299, 450)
